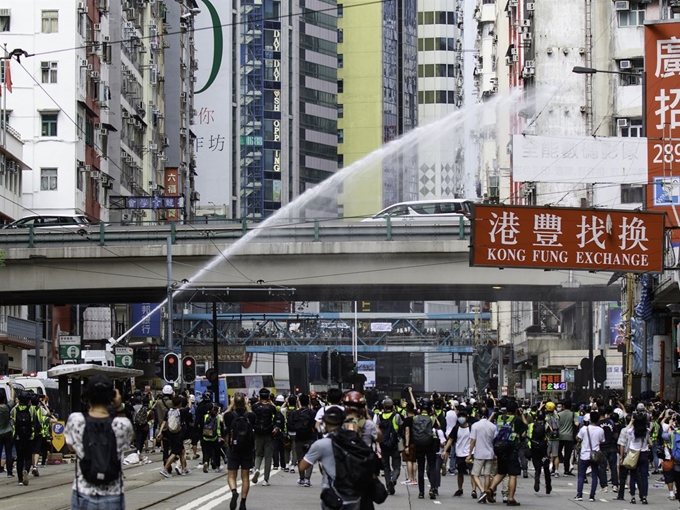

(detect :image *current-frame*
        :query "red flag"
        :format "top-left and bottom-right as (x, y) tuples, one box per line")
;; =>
(5, 58), (12, 93)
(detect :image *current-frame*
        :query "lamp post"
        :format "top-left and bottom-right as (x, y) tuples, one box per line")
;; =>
(572, 65), (647, 398)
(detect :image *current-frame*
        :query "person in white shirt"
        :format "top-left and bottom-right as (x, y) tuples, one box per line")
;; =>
(467, 409), (497, 499)
(445, 401), (458, 474)
(574, 412), (604, 502)
(442, 410), (475, 498)
(624, 411), (651, 504)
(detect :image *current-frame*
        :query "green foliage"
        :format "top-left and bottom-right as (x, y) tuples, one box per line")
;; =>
(0, 249), (5, 267)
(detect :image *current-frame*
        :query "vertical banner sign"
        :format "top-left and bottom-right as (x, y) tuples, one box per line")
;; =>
(131, 304), (161, 338)
(164, 168), (179, 221)
(646, 21), (680, 236)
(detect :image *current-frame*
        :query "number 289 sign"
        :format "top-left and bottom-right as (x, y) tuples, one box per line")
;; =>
(540, 373), (566, 392)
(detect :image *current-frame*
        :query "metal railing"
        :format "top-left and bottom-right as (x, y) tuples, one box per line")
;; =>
(0, 217), (471, 248)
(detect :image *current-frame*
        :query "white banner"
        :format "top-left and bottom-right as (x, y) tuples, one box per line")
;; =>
(370, 323), (393, 332)
(357, 360), (376, 387)
(604, 365), (624, 390)
(512, 134), (647, 183)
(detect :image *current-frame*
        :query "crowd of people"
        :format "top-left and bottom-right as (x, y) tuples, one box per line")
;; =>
(3, 377), (680, 510)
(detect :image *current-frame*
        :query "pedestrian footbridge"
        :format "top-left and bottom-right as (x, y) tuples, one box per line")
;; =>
(0, 221), (620, 304)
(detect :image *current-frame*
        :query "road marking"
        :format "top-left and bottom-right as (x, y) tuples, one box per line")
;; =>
(433, 501), (442, 505)
(599, 499), (608, 502)
(175, 487), (230, 510)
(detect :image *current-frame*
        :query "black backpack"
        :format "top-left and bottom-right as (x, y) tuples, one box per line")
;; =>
(291, 409), (314, 439)
(79, 416), (121, 485)
(378, 413), (399, 450)
(14, 406), (34, 440)
(329, 428), (375, 499)
(253, 403), (275, 434)
(230, 411), (254, 450)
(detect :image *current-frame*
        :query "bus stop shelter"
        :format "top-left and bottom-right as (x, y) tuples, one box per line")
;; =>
(47, 364), (144, 420)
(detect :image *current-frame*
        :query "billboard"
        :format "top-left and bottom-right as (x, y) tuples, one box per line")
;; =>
(609, 304), (625, 348)
(512, 134), (647, 183)
(645, 21), (680, 222)
(539, 373), (566, 391)
(470, 205), (665, 273)
(131, 303), (161, 338)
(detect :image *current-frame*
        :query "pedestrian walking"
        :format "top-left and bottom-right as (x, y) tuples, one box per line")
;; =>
(223, 392), (256, 510)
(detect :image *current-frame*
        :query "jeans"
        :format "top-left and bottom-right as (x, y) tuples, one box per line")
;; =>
(71, 491), (125, 510)
(0, 431), (13, 475)
(382, 447), (401, 485)
(416, 449), (436, 495)
(628, 450), (649, 498)
(577, 458), (598, 499)
(559, 440), (575, 473)
(272, 436), (285, 468)
(254, 434), (274, 481)
(598, 448), (619, 488)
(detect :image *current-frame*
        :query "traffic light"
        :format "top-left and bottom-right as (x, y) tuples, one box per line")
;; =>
(163, 352), (180, 382)
(340, 354), (356, 381)
(182, 356), (196, 383)
(154, 360), (162, 378)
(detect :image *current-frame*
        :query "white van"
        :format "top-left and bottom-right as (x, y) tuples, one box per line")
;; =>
(0, 377), (23, 403)
(362, 199), (473, 222)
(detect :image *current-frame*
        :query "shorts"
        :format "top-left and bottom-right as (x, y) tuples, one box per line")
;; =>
(169, 433), (185, 456)
(32, 437), (43, 455)
(227, 449), (254, 470)
(402, 446), (416, 463)
(547, 440), (559, 457)
(456, 456), (469, 474)
(472, 458), (494, 477)
(663, 469), (676, 485)
(496, 452), (521, 477)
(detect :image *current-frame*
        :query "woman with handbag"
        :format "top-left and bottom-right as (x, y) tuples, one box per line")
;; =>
(623, 411), (652, 504)
(574, 412), (604, 502)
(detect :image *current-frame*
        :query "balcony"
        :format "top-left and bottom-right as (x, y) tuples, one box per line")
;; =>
(0, 315), (40, 349)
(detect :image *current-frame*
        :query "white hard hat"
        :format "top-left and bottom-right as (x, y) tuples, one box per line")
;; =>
(162, 384), (173, 395)
(452, 400), (459, 406)
(470, 398), (476, 404)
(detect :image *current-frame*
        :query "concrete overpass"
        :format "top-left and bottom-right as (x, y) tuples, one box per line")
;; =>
(0, 222), (621, 305)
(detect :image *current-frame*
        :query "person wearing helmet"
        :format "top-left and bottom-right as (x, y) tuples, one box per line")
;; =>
(412, 399), (438, 500)
(544, 401), (560, 476)
(153, 385), (175, 464)
(378, 398), (404, 495)
(342, 391), (380, 447)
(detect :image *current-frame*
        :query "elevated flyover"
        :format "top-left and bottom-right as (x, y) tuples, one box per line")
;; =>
(0, 221), (620, 305)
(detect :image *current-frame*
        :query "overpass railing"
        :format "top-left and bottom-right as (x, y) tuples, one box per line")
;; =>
(0, 217), (471, 248)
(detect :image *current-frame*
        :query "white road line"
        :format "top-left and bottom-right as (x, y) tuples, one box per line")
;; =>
(175, 487), (230, 510)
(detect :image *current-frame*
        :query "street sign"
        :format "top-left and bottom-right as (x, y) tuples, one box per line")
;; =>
(58, 336), (81, 361)
(539, 373), (566, 391)
(115, 347), (134, 368)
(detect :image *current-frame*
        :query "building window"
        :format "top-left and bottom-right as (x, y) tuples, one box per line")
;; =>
(618, 58), (643, 86)
(619, 118), (643, 137)
(338, 54), (343, 68)
(337, 79), (343, 93)
(40, 168), (58, 190)
(618, 2), (645, 27)
(337, 4), (343, 17)
(0, 13), (10, 32)
(621, 184), (644, 204)
(41, 113), (58, 136)
(41, 61), (58, 83)
(41, 10), (58, 33)
(338, 129), (343, 143)
(338, 104), (343, 118)
(337, 29), (343, 43)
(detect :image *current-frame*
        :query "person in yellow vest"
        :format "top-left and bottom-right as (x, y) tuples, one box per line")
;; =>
(200, 404), (223, 474)
(35, 395), (57, 470)
(11, 391), (37, 486)
(378, 398), (404, 495)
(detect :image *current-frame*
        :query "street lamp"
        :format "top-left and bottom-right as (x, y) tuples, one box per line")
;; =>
(572, 65), (647, 399)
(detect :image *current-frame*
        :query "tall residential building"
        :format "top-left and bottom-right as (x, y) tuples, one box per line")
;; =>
(338, 0), (418, 219)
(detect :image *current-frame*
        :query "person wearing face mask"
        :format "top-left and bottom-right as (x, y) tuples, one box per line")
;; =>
(466, 408), (497, 501)
(557, 401), (577, 476)
(443, 409), (477, 498)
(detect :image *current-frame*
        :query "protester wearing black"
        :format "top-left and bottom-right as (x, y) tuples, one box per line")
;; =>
(223, 392), (256, 510)
(251, 388), (280, 486)
(413, 400), (438, 500)
(291, 394), (317, 487)
(529, 410), (552, 494)
(0, 382), (15, 478)
(11, 391), (37, 486)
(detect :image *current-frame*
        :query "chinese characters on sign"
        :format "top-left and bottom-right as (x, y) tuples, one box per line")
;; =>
(164, 168), (179, 220)
(604, 365), (624, 389)
(471, 205), (665, 273)
(540, 373), (566, 391)
(131, 303), (161, 338)
(646, 26), (680, 222)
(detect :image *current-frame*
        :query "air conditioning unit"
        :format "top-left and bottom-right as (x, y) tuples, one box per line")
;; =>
(505, 56), (513, 66)
(87, 63), (93, 71)
(103, 35), (110, 42)
(511, 48), (518, 56)
(78, 2), (87, 12)
(512, 54), (519, 62)
(522, 32), (532, 41)
(149, 143), (158, 151)
(149, 19), (157, 27)
(139, 46), (147, 53)
(580, 106), (587, 114)
(521, 19), (531, 27)
(180, 92), (187, 101)
(41, 62), (50, 69)
(100, 128), (108, 135)
(0, 9), (10, 17)
(525, 59), (535, 68)
(620, 60), (632, 69)
(617, 118), (629, 127)
(102, 180), (113, 189)
(615, 1), (630, 10)
(84, 165), (92, 173)
(527, 2), (535, 11)
(94, 122), (101, 130)
(80, 59), (88, 68)
(94, 23), (101, 31)
(180, 128), (187, 136)
(90, 71), (100, 80)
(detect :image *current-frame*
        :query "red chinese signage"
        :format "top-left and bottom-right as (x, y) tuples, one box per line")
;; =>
(164, 167), (179, 221)
(645, 21), (680, 220)
(471, 205), (665, 273)
(540, 373), (566, 392)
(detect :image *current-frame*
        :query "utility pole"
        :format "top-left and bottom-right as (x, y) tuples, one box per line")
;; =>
(166, 236), (174, 349)
(625, 274), (635, 400)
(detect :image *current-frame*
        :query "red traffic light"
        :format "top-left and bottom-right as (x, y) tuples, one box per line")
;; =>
(184, 359), (193, 366)
(168, 357), (176, 364)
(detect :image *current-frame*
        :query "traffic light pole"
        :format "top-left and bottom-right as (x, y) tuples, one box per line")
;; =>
(167, 236), (174, 350)
(212, 301), (219, 401)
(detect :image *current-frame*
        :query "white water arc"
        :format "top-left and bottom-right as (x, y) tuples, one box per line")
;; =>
(117, 92), (524, 343)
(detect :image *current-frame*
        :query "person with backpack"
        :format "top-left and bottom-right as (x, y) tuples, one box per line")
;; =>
(64, 374), (133, 509)
(597, 406), (619, 493)
(378, 398), (403, 495)
(284, 395), (299, 472)
(133, 395), (152, 456)
(154, 385), (175, 464)
(157, 396), (190, 478)
(412, 399), (438, 500)
(480, 401), (527, 506)
(292, 394), (317, 487)
(11, 390), (37, 487)
(299, 406), (373, 510)
(574, 411), (604, 502)
(0, 381), (15, 478)
(223, 392), (256, 510)
(400, 402), (418, 486)
(198, 402), (222, 473)
(251, 388), (279, 486)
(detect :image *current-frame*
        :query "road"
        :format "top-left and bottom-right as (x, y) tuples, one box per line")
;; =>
(0, 451), (671, 509)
